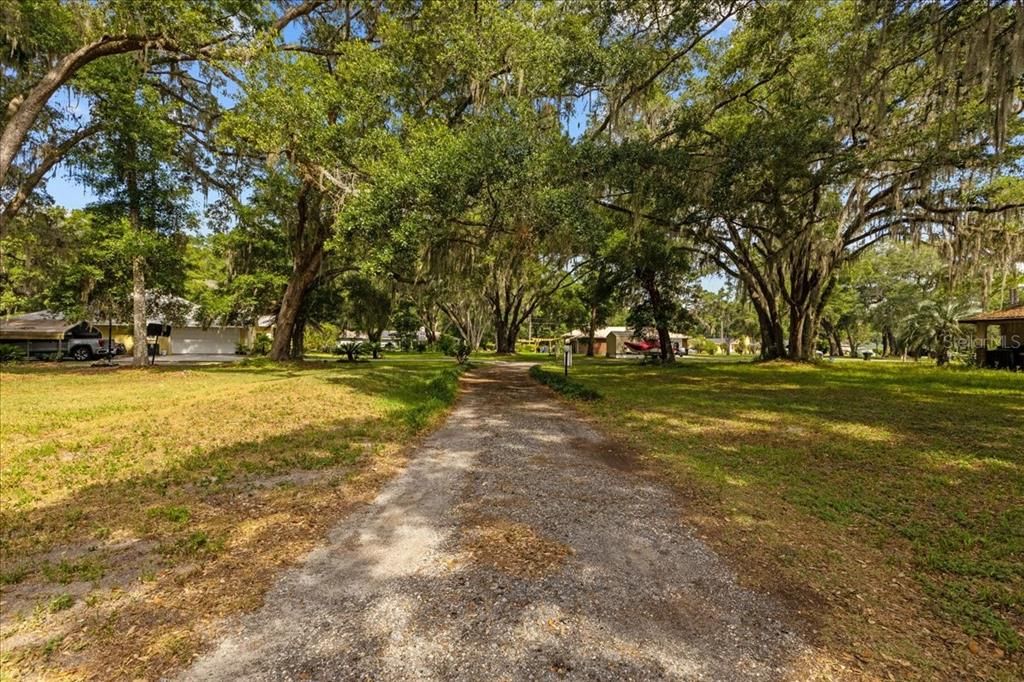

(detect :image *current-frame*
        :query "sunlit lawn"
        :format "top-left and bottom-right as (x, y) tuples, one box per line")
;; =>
(537, 357), (1023, 679)
(0, 358), (462, 679)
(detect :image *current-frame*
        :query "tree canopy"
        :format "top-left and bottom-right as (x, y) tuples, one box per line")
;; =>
(2, 0), (1021, 361)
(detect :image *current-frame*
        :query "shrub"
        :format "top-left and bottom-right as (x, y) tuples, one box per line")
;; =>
(436, 334), (458, 355)
(0, 344), (26, 363)
(337, 341), (364, 362)
(529, 365), (601, 401)
(689, 335), (719, 355)
(250, 333), (272, 356)
(438, 334), (471, 364)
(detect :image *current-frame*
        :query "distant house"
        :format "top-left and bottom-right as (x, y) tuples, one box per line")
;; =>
(0, 312), (103, 358)
(100, 296), (246, 355)
(569, 327), (688, 358)
(3, 297), (247, 356)
(960, 302), (1024, 370)
(566, 326), (625, 356)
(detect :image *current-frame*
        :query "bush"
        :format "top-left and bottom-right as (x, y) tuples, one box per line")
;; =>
(337, 341), (364, 362)
(529, 365), (601, 401)
(236, 333), (272, 356)
(0, 344), (26, 363)
(444, 338), (471, 364)
(436, 334), (458, 355)
(438, 334), (471, 364)
(250, 333), (272, 356)
(689, 335), (719, 355)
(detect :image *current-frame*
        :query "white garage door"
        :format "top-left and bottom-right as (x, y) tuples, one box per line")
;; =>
(173, 327), (238, 354)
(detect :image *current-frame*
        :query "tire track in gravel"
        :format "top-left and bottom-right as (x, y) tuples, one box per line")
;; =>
(181, 362), (812, 681)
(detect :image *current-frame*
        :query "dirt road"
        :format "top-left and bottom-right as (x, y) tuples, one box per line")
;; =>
(183, 363), (808, 681)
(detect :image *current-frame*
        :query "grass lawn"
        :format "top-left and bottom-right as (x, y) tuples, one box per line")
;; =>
(536, 357), (1023, 680)
(0, 358), (463, 679)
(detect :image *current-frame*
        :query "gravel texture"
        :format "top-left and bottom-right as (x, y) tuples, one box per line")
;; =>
(181, 362), (808, 681)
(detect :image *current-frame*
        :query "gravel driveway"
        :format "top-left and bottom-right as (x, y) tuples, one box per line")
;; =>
(182, 362), (809, 681)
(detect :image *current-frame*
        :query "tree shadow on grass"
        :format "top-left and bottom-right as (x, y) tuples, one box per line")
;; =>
(0, 364), (465, 679)
(565, 360), (1024, 666)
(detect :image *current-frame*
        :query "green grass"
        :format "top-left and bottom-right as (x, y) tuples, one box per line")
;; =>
(0, 358), (465, 678)
(536, 357), (1023, 675)
(529, 364), (602, 400)
(47, 594), (74, 613)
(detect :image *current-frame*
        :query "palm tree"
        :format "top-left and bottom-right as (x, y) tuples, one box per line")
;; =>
(899, 299), (973, 366)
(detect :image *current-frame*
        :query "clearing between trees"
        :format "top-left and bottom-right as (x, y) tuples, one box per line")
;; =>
(182, 362), (821, 681)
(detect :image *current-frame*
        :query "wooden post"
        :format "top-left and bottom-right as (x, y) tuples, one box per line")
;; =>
(975, 322), (988, 367)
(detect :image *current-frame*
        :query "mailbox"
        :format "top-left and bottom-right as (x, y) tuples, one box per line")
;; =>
(146, 323), (172, 337)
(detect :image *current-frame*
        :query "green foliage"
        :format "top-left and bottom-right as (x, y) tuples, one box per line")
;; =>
(337, 341), (365, 362)
(42, 558), (104, 585)
(563, 357), (1024, 662)
(146, 505), (190, 525)
(0, 564), (29, 585)
(529, 364), (601, 401)
(0, 344), (26, 363)
(688, 336), (720, 355)
(400, 365), (468, 429)
(305, 323), (341, 354)
(899, 299), (973, 366)
(437, 334), (471, 364)
(48, 594), (74, 613)
(250, 333), (272, 356)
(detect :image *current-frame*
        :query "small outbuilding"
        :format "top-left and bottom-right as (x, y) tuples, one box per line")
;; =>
(603, 328), (688, 358)
(960, 303), (1024, 369)
(0, 312), (100, 357)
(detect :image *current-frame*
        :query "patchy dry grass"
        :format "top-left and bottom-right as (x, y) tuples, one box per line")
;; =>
(0, 359), (464, 679)
(536, 358), (1023, 680)
(461, 516), (574, 579)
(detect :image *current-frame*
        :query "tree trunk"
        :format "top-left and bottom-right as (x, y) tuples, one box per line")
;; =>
(421, 306), (439, 344)
(655, 324), (674, 362)
(368, 329), (382, 358)
(821, 319), (841, 356)
(269, 182), (325, 362)
(269, 248), (322, 361)
(638, 269), (675, 363)
(125, 154), (147, 368)
(749, 294), (786, 360)
(786, 301), (820, 360)
(131, 256), (147, 366)
(494, 314), (520, 354)
(290, 311), (306, 360)
(491, 292), (524, 354)
(586, 305), (598, 357)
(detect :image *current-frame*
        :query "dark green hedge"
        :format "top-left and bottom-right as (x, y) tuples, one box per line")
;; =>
(529, 364), (601, 401)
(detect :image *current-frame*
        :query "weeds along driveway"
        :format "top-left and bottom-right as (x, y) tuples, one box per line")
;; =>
(183, 362), (816, 681)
